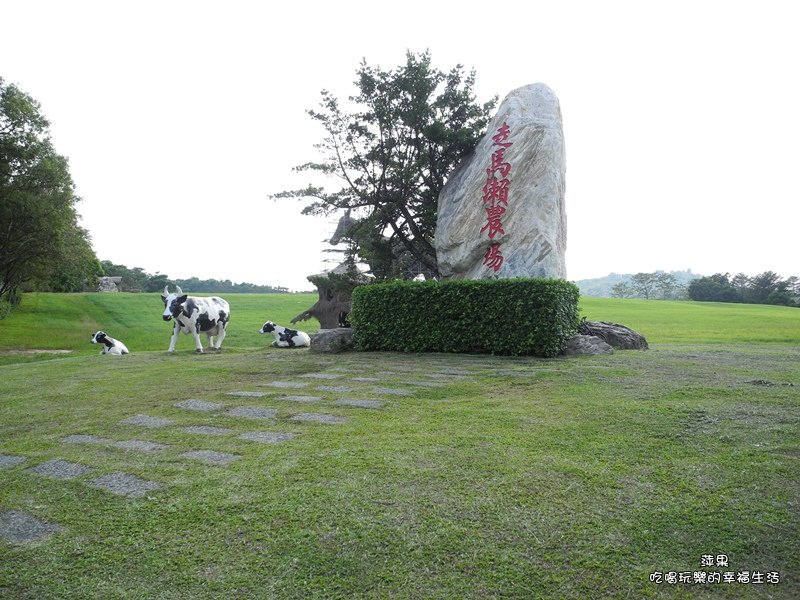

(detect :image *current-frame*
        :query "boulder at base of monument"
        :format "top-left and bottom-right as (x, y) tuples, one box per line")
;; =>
(310, 328), (354, 353)
(435, 83), (567, 280)
(561, 335), (614, 356)
(578, 321), (649, 350)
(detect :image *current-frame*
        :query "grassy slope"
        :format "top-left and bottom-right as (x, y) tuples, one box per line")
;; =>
(1, 294), (798, 598)
(0, 293), (319, 364)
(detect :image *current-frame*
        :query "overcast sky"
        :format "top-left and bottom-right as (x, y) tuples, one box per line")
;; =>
(2, 0), (798, 291)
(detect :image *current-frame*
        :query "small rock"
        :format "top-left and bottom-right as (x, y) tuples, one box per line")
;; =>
(561, 335), (614, 356)
(310, 328), (355, 353)
(578, 321), (648, 350)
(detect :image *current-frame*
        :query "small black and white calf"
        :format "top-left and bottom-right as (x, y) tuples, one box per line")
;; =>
(259, 321), (311, 348)
(90, 331), (130, 355)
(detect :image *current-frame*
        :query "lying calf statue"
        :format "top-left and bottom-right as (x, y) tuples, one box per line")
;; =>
(90, 331), (130, 355)
(259, 321), (311, 348)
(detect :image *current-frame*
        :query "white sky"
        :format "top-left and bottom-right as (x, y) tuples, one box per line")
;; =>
(2, 0), (798, 291)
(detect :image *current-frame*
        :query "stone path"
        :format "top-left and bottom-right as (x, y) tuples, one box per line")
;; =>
(28, 459), (93, 480)
(184, 425), (234, 436)
(225, 406), (278, 420)
(0, 454), (27, 468)
(239, 431), (296, 444)
(87, 472), (162, 498)
(0, 510), (62, 543)
(279, 395), (323, 403)
(175, 399), (225, 411)
(0, 361), (487, 544)
(180, 450), (241, 466)
(290, 412), (347, 424)
(332, 398), (384, 409)
(120, 415), (173, 428)
(63, 435), (169, 453)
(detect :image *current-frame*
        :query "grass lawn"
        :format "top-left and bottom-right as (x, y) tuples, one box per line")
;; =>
(0, 294), (798, 598)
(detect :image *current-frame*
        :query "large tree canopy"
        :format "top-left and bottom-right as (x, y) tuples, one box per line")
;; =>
(275, 51), (496, 279)
(0, 77), (96, 300)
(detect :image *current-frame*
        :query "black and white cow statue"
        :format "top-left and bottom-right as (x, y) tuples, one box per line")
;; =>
(259, 321), (311, 348)
(161, 286), (230, 353)
(90, 331), (129, 355)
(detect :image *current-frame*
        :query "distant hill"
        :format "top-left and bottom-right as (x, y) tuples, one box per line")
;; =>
(573, 270), (701, 298)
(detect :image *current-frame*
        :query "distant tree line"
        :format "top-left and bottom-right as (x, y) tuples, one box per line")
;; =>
(610, 272), (688, 300)
(687, 272), (799, 307)
(99, 261), (291, 294)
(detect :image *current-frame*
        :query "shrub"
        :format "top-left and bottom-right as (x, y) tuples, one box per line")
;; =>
(350, 278), (580, 357)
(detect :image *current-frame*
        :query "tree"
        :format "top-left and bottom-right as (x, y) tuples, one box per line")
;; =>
(784, 276), (799, 297)
(746, 271), (785, 304)
(610, 282), (633, 298)
(629, 272), (658, 300)
(687, 273), (742, 302)
(731, 272), (751, 294)
(654, 272), (678, 299)
(274, 51), (497, 279)
(0, 78), (96, 300)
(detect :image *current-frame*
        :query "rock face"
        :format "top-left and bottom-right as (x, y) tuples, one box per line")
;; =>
(561, 335), (614, 356)
(310, 328), (354, 353)
(578, 321), (649, 350)
(435, 83), (567, 280)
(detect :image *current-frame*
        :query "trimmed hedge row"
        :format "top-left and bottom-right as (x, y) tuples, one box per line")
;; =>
(350, 278), (580, 357)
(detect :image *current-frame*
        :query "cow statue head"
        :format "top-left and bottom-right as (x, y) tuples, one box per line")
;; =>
(161, 285), (188, 321)
(90, 331), (108, 345)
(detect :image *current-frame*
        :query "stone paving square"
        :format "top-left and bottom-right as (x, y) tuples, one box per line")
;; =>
(373, 387), (414, 396)
(227, 391), (268, 398)
(180, 450), (241, 465)
(299, 373), (341, 380)
(87, 472), (162, 498)
(183, 425), (233, 436)
(316, 385), (355, 393)
(332, 398), (384, 409)
(28, 459), (92, 480)
(175, 399), (225, 411)
(225, 406), (278, 420)
(290, 413), (347, 424)
(0, 454), (27, 468)
(62, 434), (110, 445)
(351, 377), (380, 383)
(264, 381), (308, 389)
(121, 415), (173, 428)
(0, 510), (62, 544)
(279, 395), (322, 403)
(239, 431), (296, 444)
(113, 440), (169, 452)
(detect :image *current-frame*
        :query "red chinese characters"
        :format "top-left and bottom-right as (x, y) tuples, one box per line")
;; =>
(481, 122), (512, 272)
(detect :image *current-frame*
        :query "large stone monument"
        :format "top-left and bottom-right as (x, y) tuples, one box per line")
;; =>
(435, 83), (567, 280)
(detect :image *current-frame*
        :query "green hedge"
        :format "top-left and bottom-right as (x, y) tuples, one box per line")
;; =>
(350, 278), (580, 357)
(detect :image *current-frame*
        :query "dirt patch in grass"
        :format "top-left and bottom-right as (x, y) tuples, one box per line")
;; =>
(0, 349), (73, 355)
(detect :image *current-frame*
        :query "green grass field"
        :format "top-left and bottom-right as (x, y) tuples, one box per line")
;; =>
(1, 293), (798, 598)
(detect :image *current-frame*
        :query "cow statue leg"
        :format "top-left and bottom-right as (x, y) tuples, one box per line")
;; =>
(214, 323), (227, 350)
(205, 332), (216, 351)
(167, 321), (180, 353)
(191, 324), (204, 353)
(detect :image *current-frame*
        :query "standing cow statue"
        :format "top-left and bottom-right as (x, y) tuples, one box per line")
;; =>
(161, 286), (230, 353)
